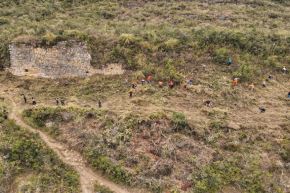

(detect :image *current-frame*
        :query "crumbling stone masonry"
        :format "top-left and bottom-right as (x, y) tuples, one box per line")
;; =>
(8, 41), (124, 79)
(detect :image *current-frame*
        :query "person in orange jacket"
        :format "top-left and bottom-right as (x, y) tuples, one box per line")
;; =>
(232, 78), (238, 87)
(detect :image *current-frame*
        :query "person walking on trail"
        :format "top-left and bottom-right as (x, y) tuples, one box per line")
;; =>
(158, 81), (163, 88)
(98, 100), (102, 108)
(249, 83), (255, 91)
(282, 66), (287, 74)
(22, 94), (27, 104)
(227, 57), (232, 66)
(129, 89), (134, 98)
(169, 80), (174, 89)
(32, 97), (36, 105)
(232, 78), (238, 87)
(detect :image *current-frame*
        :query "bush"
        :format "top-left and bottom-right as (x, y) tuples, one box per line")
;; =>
(162, 38), (180, 51)
(23, 108), (63, 127)
(0, 18), (9, 25)
(119, 33), (138, 46)
(0, 119), (80, 193)
(280, 140), (290, 162)
(94, 183), (115, 193)
(213, 48), (230, 65)
(155, 59), (183, 83)
(85, 149), (133, 185)
(42, 32), (57, 45)
(233, 63), (254, 82)
(171, 112), (188, 131)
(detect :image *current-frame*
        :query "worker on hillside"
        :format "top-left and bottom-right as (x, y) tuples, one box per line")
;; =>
(147, 75), (153, 83)
(129, 88), (134, 98)
(188, 79), (193, 85)
(204, 100), (213, 107)
(141, 79), (146, 85)
(124, 78), (129, 86)
(158, 81), (163, 88)
(32, 97), (36, 105)
(262, 80), (267, 88)
(288, 91), (290, 99)
(22, 94), (27, 104)
(60, 99), (65, 106)
(227, 57), (232, 66)
(132, 83), (137, 89)
(55, 98), (59, 106)
(98, 100), (102, 108)
(259, 107), (266, 113)
(169, 80), (174, 89)
(249, 83), (255, 91)
(268, 75), (273, 80)
(183, 82), (188, 89)
(232, 78), (238, 87)
(3, 109), (8, 119)
(282, 66), (287, 74)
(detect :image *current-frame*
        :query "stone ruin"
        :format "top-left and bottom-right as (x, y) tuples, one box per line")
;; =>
(8, 40), (124, 79)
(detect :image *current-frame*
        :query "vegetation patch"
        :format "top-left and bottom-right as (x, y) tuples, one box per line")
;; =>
(0, 108), (80, 193)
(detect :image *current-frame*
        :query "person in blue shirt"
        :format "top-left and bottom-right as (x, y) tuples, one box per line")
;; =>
(227, 57), (232, 65)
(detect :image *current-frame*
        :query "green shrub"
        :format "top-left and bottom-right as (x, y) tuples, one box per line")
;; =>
(95, 183), (115, 193)
(233, 63), (254, 82)
(23, 108), (64, 127)
(171, 112), (188, 131)
(280, 140), (290, 162)
(213, 48), (230, 64)
(162, 38), (180, 51)
(192, 158), (267, 193)
(0, 119), (80, 193)
(85, 149), (133, 185)
(119, 33), (138, 46)
(0, 18), (9, 25)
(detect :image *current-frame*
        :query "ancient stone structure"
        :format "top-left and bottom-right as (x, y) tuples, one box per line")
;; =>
(8, 41), (124, 79)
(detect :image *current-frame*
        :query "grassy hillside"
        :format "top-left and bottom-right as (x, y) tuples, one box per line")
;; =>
(0, 1), (290, 193)
(0, 104), (80, 193)
(1, 0), (290, 81)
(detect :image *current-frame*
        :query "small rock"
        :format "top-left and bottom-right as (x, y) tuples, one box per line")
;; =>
(227, 122), (240, 130)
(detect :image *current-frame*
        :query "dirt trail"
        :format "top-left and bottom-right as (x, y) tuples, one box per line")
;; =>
(7, 99), (133, 193)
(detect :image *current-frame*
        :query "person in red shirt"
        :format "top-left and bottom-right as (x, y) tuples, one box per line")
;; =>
(147, 75), (153, 83)
(169, 80), (174, 89)
(158, 81), (163, 88)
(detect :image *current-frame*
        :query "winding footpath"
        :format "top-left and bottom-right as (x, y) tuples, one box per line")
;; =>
(8, 99), (132, 193)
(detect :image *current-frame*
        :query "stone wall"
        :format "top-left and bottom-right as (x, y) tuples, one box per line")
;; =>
(8, 41), (124, 79)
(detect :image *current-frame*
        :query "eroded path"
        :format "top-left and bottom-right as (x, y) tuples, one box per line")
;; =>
(7, 99), (133, 193)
